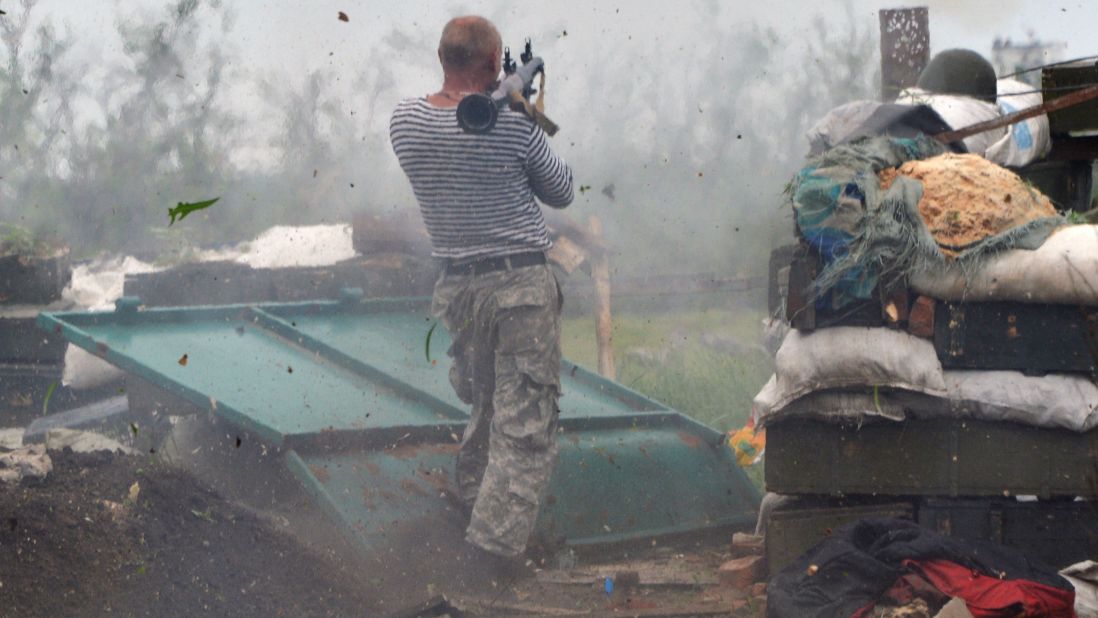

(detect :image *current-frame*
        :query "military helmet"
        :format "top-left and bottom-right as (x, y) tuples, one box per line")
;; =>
(916, 49), (997, 103)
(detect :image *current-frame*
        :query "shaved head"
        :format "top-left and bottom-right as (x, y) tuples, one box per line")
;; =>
(438, 16), (502, 73)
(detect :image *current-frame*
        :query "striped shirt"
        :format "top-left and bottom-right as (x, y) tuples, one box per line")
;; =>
(390, 98), (573, 260)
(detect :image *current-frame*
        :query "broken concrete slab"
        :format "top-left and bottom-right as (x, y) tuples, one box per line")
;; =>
(0, 427), (25, 449)
(0, 444), (51, 484)
(43, 428), (132, 454)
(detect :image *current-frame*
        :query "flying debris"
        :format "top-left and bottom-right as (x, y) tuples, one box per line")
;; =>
(168, 197), (220, 225)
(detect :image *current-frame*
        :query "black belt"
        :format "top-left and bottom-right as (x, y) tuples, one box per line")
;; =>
(444, 251), (546, 276)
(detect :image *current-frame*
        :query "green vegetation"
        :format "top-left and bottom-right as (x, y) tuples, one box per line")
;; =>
(0, 223), (61, 257)
(0, 223), (37, 256)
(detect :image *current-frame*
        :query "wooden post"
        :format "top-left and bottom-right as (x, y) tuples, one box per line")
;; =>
(588, 216), (616, 380)
(879, 7), (930, 101)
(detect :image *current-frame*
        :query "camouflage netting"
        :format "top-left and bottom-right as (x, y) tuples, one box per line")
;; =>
(790, 135), (1064, 309)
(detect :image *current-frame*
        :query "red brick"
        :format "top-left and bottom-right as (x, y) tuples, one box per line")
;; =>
(718, 555), (764, 590)
(908, 295), (935, 338)
(730, 532), (764, 558)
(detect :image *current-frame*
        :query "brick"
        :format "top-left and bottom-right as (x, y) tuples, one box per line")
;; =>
(730, 532), (764, 557)
(908, 295), (935, 338)
(718, 555), (764, 590)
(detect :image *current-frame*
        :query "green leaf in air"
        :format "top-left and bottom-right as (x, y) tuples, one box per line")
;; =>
(168, 197), (220, 225)
(425, 321), (438, 363)
(41, 381), (57, 416)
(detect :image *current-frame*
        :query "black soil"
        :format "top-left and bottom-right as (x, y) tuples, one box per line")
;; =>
(0, 449), (374, 617)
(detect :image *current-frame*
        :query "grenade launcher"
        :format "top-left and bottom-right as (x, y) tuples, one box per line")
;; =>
(456, 39), (559, 136)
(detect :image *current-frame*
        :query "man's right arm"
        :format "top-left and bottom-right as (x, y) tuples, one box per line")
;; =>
(525, 126), (573, 208)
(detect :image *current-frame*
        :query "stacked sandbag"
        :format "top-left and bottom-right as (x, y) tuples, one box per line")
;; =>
(759, 137), (1097, 433)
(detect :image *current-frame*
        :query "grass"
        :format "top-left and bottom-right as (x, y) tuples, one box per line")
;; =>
(561, 303), (774, 488)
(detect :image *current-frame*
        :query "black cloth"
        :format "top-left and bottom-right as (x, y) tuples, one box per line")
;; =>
(767, 517), (1074, 618)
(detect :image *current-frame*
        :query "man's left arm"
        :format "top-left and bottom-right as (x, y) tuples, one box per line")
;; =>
(525, 126), (573, 208)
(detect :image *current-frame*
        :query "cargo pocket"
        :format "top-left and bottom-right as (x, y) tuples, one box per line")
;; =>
(495, 267), (561, 382)
(496, 308), (561, 392)
(507, 477), (541, 509)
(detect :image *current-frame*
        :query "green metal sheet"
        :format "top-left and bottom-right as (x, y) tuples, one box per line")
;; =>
(39, 293), (759, 550)
(289, 416), (756, 551)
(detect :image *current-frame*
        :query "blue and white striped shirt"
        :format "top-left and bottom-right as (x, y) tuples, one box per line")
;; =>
(390, 98), (573, 260)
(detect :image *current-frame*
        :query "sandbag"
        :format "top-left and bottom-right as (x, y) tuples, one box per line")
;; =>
(755, 370), (1098, 433)
(987, 78), (1051, 167)
(0, 444), (51, 484)
(945, 370), (1098, 432)
(753, 382), (908, 426)
(764, 327), (947, 414)
(1061, 561), (1098, 618)
(910, 224), (1098, 304)
(896, 87), (1004, 156)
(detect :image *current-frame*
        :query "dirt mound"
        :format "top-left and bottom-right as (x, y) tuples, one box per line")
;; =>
(878, 153), (1056, 255)
(0, 449), (374, 617)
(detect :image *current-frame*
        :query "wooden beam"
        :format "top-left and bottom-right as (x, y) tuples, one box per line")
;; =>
(935, 84), (1098, 144)
(588, 216), (616, 380)
(879, 8), (930, 101)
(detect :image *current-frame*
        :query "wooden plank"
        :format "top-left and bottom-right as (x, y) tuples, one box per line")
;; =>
(786, 253), (817, 331)
(537, 563), (718, 587)
(936, 83), (1098, 144)
(589, 216), (616, 380)
(766, 500), (914, 577)
(1043, 61), (1098, 134)
(766, 417), (1098, 499)
(1048, 135), (1098, 160)
(453, 595), (583, 616)
(933, 301), (1098, 374)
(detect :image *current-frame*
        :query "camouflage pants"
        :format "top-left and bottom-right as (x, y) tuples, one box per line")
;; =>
(432, 261), (562, 558)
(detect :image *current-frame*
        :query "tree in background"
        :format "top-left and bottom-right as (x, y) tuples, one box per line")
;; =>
(0, 1), (879, 274)
(1, 0), (239, 258)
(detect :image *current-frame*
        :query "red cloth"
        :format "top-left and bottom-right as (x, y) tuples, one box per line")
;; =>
(904, 559), (1076, 618)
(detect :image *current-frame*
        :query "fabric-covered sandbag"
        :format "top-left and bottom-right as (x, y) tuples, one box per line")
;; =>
(896, 86), (1004, 156)
(987, 78), (1051, 167)
(911, 224), (1098, 305)
(790, 136), (1063, 310)
(878, 153), (1058, 256)
(761, 327), (947, 414)
(753, 325), (1098, 432)
(1061, 561), (1098, 618)
(792, 135), (946, 308)
(755, 371), (1098, 433)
